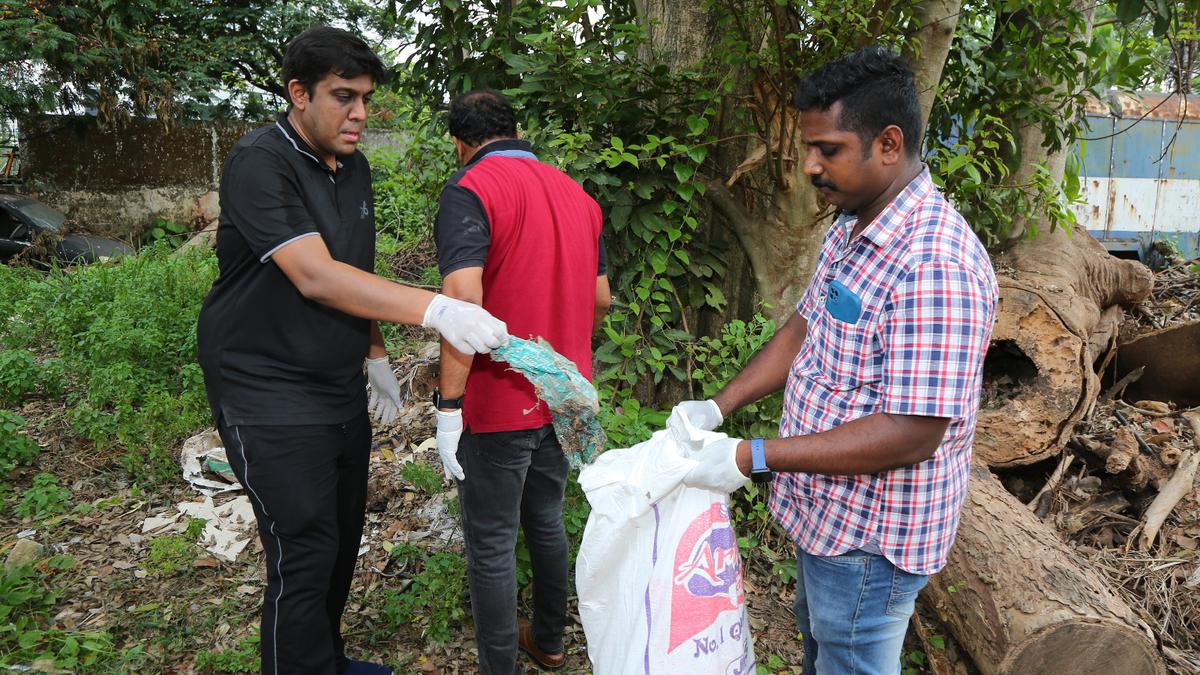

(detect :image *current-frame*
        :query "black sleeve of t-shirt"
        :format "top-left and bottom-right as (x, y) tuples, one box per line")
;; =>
(598, 235), (608, 276)
(223, 147), (320, 262)
(434, 184), (491, 276)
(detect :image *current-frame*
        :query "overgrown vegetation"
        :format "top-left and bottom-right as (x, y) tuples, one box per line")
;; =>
(0, 557), (117, 671)
(0, 244), (216, 484)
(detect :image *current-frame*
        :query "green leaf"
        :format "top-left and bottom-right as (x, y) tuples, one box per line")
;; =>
(673, 163), (694, 183)
(686, 115), (709, 136)
(650, 251), (667, 274)
(1115, 0), (1144, 23)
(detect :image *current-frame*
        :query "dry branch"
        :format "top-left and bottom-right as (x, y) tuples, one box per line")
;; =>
(1136, 412), (1200, 551)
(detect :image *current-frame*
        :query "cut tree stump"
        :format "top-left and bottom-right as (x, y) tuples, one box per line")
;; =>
(975, 226), (1153, 466)
(926, 462), (1164, 675)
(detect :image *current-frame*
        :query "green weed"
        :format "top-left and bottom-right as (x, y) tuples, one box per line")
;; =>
(194, 634), (260, 673)
(0, 244), (218, 484)
(0, 411), (40, 471)
(144, 535), (199, 575)
(15, 473), (70, 519)
(380, 543), (468, 643)
(184, 516), (208, 540)
(399, 460), (444, 495)
(0, 557), (116, 671)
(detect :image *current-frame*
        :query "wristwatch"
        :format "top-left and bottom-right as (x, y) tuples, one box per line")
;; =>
(749, 438), (773, 484)
(431, 388), (464, 410)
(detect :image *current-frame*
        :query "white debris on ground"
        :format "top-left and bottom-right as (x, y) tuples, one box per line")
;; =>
(140, 496), (257, 562)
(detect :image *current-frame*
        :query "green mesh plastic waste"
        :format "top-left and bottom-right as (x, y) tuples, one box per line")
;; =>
(490, 336), (605, 468)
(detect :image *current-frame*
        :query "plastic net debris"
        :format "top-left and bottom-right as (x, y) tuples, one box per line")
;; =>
(490, 336), (606, 468)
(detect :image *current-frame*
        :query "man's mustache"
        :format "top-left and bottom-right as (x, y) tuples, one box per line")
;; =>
(811, 176), (836, 190)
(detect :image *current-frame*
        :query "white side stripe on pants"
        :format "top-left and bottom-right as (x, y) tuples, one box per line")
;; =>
(234, 426), (284, 675)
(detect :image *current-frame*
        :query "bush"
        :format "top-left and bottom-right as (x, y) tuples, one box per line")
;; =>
(0, 411), (39, 471)
(380, 543), (468, 643)
(0, 244), (218, 484)
(399, 460), (444, 495)
(15, 473), (71, 519)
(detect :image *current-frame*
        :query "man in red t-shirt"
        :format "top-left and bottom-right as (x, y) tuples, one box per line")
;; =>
(432, 90), (610, 673)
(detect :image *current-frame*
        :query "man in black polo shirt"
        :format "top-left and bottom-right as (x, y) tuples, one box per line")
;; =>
(197, 27), (507, 675)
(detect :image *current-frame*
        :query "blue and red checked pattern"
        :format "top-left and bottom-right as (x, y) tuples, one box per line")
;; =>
(769, 168), (998, 575)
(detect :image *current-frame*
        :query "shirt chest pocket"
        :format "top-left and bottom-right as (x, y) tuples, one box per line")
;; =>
(809, 282), (884, 391)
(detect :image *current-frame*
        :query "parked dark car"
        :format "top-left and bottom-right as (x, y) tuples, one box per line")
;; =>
(0, 193), (133, 264)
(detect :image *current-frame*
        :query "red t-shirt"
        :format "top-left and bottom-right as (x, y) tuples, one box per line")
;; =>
(433, 139), (604, 433)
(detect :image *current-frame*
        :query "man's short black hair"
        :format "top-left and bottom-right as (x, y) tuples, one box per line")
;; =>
(281, 26), (387, 105)
(794, 45), (921, 158)
(448, 90), (517, 146)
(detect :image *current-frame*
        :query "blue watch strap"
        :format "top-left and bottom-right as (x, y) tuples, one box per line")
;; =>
(750, 438), (767, 473)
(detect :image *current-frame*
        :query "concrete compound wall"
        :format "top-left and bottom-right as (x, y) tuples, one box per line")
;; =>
(19, 115), (403, 240)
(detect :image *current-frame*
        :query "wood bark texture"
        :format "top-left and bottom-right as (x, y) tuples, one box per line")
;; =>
(903, 0), (962, 138)
(927, 462), (1164, 675)
(974, 225), (1153, 466)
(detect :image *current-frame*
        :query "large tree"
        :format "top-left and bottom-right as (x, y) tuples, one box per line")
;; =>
(0, 0), (386, 125)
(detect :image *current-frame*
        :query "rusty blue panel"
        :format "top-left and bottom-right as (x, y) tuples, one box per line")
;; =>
(1110, 119), (1166, 179)
(1161, 120), (1200, 180)
(1079, 115), (1114, 177)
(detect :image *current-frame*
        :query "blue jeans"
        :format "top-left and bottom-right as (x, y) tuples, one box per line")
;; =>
(457, 425), (569, 675)
(793, 548), (928, 675)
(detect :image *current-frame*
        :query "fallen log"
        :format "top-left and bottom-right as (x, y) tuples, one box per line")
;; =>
(974, 226), (1153, 467)
(926, 462), (1164, 675)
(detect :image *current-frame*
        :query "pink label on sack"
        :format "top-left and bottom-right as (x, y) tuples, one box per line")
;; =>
(667, 501), (744, 653)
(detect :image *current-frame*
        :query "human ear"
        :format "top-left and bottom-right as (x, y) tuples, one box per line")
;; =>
(287, 80), (310, 110)
(878, 125), (904, 165)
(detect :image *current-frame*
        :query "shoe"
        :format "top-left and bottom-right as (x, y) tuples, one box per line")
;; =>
(517, 616), (565, 669)
(340, 658), (393, 675)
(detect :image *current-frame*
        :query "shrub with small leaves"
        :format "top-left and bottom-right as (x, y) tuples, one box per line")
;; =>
(0, 411), (39, 470)
(15, 473), (70, 520)
(0, 556), (115, 670)
(380, 544), (468, 643)
(0, 349), (42, 405)
(400, 460), (444, 495)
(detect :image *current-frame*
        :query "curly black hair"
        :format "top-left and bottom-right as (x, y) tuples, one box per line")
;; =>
(794, 45), (921, 159)
(448, 90), (518, 146)
(281, 26), (387, 105)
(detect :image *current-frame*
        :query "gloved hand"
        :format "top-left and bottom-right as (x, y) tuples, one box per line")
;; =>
(682, 437), (750, 494)
(422, 294), (509, 355)
(365, 356), (402, 425)
(435, 409), (466, 481)
(667, 399), (724, 435)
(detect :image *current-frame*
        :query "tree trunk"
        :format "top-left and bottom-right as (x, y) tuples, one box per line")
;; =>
(1002, 0), (1096, 244)
(925, 462), (1164, 675)
(704, 0), (964, 320)
(974, 225), (1153, 466)
(903, 0), (962, 140)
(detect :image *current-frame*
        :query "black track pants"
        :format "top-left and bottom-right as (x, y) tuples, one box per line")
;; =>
(217, 410), (370, 675)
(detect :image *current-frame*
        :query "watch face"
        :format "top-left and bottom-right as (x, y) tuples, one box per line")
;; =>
(751, 470), (773, 484)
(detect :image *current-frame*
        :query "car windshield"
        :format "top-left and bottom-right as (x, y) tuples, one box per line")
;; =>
(15, 199), (66, 232)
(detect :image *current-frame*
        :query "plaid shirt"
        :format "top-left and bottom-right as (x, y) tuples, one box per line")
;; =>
(768, 167), (998, 575)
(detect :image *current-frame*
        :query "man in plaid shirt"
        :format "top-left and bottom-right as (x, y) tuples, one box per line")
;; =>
(670, 46), (997, 673)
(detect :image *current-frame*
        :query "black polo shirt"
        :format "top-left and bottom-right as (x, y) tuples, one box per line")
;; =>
(197, 112), (375, 426)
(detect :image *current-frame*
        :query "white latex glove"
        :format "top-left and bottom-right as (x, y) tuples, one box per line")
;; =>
(422, 294), (509, 355)
(436, 409), (466, 481)
(682, 437), (750, 494)
(365, 356), (402, 425)
(667, 399), (724, 435)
